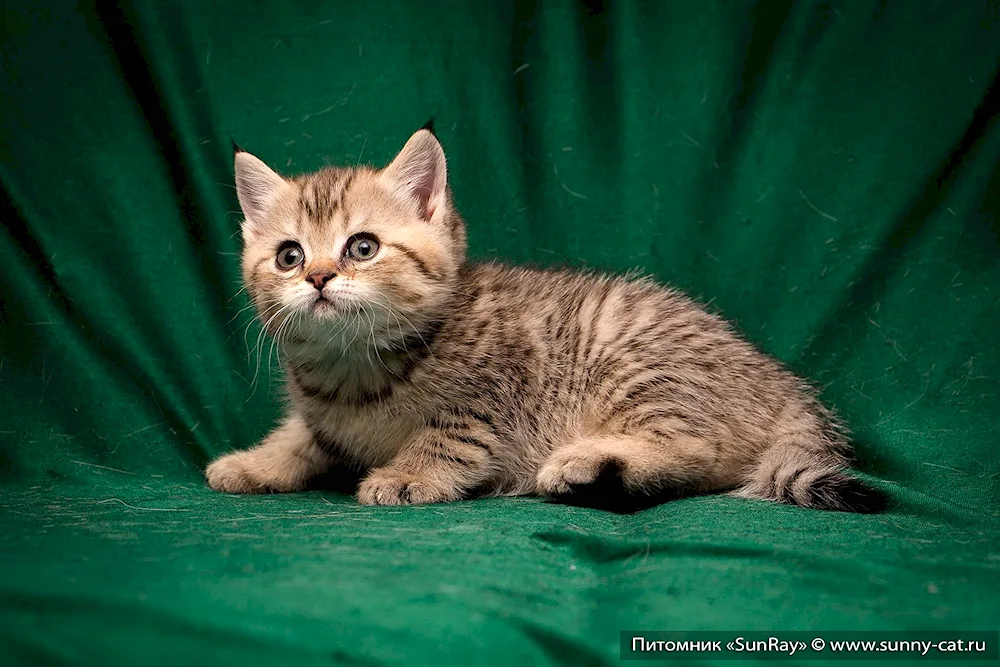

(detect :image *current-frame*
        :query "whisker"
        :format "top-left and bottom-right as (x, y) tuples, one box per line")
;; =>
(244, 301), (282, 362)
(355, 133), (370, 167)
(357, 302), (376, 368)
(388, 306), (436, 362)
(366, 293), (409, 355)
(226, 284), (250, 305)
(342, 306), (366, 352)
(246, 302), (294, 401)
(356, 296), (393, 375)
(367, 294), (435, 361)
(225, 301), (259, 328)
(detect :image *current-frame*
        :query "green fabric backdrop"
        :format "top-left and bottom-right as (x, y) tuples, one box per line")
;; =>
(1, 1), (998, 665)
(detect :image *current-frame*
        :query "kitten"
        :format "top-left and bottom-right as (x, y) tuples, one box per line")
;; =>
(205, 125), (880, 513)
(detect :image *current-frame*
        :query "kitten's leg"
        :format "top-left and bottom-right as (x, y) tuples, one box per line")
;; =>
(536, 431), (721, 497)
(205, 414), (330, 493)
(357, 413), (498, 506)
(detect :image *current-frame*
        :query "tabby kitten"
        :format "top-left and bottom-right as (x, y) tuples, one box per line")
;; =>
(205, 125), (879, 512)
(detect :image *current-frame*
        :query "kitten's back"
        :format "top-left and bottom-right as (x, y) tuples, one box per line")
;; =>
(436, 263), (880, 511)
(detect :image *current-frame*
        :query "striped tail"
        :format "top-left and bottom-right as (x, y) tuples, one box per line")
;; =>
(733, 442), (886, 513)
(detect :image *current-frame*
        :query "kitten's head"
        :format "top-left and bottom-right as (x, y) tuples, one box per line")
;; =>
(234, 128), (466, 345)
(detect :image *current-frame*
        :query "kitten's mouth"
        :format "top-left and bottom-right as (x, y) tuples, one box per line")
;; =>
(313, 295), (335, 309)
(310, 294), (354, 318)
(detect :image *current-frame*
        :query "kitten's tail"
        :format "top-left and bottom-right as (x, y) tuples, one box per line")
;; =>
(732, 440), (886, 514)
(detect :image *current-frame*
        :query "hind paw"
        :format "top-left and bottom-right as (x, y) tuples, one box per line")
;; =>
(536, 451), (623, 496)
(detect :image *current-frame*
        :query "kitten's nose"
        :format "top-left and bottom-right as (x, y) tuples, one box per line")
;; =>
(306, 272), (335, 290)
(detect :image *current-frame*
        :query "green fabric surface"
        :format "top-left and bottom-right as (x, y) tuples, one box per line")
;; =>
(1, 1), (999, 665)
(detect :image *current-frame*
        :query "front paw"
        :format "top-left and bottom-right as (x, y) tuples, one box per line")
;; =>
(357, 468), (458, 506)
(205, 452), (269, 494)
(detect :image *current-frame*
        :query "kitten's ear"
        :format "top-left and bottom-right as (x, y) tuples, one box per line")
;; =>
(234, 149), (287, 229)
(380, 129), (447, 221)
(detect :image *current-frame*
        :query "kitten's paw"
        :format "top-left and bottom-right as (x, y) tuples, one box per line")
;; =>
(536, 450), (622, 496)
(205, 450), (309, 494)
(205, 453), (270, 494)
(357, 468), (457, 506)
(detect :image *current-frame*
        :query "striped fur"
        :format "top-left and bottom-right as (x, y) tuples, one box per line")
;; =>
(205, 128), (881, 513)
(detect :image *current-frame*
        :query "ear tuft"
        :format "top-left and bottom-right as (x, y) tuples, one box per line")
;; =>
(231, 138), (246, 155)
(234, 151), (286, 227)
(380, 129), (447, 221)
(420, 117), (436, 135)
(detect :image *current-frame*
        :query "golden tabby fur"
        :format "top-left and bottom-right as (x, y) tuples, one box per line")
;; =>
(205, 126), (880, 512)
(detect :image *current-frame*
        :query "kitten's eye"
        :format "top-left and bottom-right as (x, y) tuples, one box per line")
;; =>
(276, 242), (304, 270)
(347, 234), (380, 261)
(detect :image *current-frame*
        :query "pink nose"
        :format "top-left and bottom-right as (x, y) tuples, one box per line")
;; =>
(306, 272), (334, 290)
